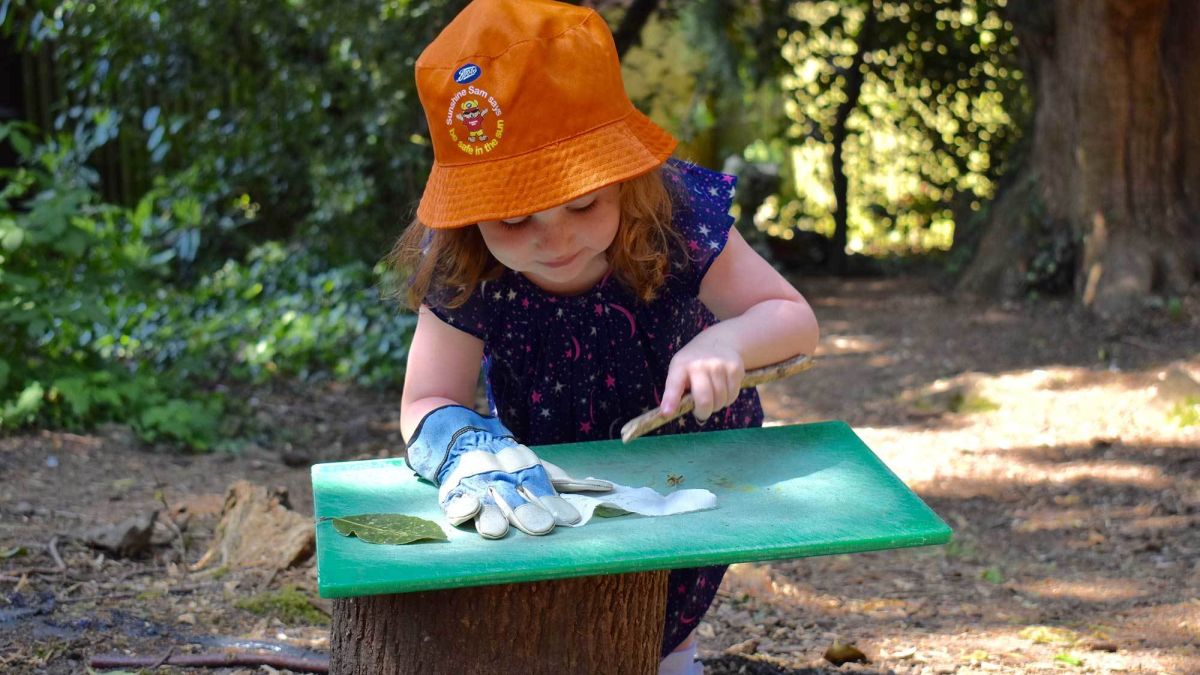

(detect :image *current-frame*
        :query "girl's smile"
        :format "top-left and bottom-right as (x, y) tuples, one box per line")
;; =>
(541, 251), (581, 268)
(478, 184), (622, 295)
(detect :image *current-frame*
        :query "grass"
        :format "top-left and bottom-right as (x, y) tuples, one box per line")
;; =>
(233, 585), (329, 625)
(950, 392), (1001, 414)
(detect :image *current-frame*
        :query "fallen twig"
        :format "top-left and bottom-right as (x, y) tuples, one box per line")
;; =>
(1, 566), (64, 577)
(257, 567), (280, 593)
(89, 651), (329, 672)
(47, 536), (66, 571)
(58, 592), (138, 603)
(1120, 336), (1172, 354)
(149, 647), (174, 668)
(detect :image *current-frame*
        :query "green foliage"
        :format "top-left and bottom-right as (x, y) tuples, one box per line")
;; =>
(627, 0), (1029, 256)
(6, 0), (468, 264)
(774, 0), (1027, 253)
(0, 123), (414, 448)
(156, 243), (415, 387)
(0, 119), (207, 442)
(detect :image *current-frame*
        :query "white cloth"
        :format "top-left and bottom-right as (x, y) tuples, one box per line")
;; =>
(658, 640), (705, 675)
(558, 482), (717, 527)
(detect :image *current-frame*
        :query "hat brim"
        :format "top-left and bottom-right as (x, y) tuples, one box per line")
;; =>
(417, 109), (677, 229)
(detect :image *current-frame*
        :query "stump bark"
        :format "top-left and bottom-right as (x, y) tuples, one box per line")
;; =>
(330, 570), (669, 674)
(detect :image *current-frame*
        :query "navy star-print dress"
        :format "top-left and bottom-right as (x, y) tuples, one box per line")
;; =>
(427, 160), (763, 656)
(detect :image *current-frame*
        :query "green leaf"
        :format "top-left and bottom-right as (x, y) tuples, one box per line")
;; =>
(980, 567), (1004, 584)
(0, 359), (9, 390)
(52, 228), (91, 257)
(0, 546), (27, 559)
(8, 127), (30, 157)
(328, 513), (447, 545)
(2, 381), (45, 428)
(1054, 653), (1083, 667)
(1019, 625), (1079, 645)
(0, 217), (23, 252)
(51, 375), (92, 419)
(171, 196), (202, 227)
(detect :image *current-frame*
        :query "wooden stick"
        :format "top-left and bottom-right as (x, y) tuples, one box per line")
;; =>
(621, 354), (815, 443)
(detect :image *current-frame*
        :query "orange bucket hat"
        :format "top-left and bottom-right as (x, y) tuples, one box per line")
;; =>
(414, 0), (678, 229)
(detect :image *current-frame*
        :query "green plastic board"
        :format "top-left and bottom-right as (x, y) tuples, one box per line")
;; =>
(312, 421), (952, 598)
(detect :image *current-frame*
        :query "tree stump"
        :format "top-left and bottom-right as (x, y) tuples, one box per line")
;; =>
(330, 570), (669, 674)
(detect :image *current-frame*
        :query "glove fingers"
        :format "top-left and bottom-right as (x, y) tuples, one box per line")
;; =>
(516, 468), (581, 526)
(489, 483), (554, 536)
(474, 494), (509, 539)
(539, 460), (615, 493)
(443, 492), (482, 527)
(525, 491), (581, 526)
(551, 476), (615, 493)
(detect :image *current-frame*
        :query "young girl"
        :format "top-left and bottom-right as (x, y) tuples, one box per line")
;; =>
(391, 0), (819, 671)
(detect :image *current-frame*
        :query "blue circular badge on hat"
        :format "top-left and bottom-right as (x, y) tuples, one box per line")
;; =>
(454, 63), (481, 84)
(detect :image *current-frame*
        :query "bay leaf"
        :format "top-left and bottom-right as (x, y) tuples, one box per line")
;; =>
(328, 513), (447, 545)
(593, 505), (631, 518)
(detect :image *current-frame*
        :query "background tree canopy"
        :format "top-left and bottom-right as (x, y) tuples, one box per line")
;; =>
(620, 0), (1027, 271)
(2, 0), (1194, 447)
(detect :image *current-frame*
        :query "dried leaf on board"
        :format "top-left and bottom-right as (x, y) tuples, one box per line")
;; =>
(328, 513), (447, 545)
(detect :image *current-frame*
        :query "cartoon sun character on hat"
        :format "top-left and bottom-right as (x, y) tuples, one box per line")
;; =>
(456, 99), (489, 143)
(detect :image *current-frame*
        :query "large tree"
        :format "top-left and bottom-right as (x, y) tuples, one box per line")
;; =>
(958, 0), (1200, 317)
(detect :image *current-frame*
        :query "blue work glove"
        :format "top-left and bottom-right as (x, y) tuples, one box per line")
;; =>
(405, 405), (610, 539)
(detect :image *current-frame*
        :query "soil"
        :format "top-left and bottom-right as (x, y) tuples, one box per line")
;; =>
(2, 275), (1198, 674)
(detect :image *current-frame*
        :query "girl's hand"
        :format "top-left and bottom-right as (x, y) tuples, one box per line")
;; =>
(660, 340), (745, 422)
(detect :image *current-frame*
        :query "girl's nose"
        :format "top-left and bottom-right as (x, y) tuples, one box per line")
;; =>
(534, 214), (573, 250)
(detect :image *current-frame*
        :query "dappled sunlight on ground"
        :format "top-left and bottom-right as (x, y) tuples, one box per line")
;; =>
(4, 277), (1197, 674)
(821, 335), (887, 356)
(728, 277), (1200, 674)
(1013, 576), (1151, 603)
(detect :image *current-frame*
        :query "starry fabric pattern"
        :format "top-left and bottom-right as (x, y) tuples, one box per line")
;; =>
(426, 159), (763, 656)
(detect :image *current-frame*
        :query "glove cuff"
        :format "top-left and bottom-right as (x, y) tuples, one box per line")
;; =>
(404, 404), (514, 484)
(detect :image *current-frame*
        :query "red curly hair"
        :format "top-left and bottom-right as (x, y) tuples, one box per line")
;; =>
(387, 165), (682, 310)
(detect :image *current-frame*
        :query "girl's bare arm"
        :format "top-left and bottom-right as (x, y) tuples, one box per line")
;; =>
(660, 228), (819, 419)
(400, 306), (485, 442)
(697, 228), (819, 364)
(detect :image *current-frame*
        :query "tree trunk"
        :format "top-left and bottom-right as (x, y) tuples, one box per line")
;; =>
(613, 0), (662, 59)
(0, 35), (21, 169)
(330, 570), (669, 675)
(958, 0), (1200, 318)
(829, 4), (877, 275)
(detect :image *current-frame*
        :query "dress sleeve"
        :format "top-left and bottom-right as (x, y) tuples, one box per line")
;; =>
(424, 282), (491, 341)
(666, 159), (739, 296)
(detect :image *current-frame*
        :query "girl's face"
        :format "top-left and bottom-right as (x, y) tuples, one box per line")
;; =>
(477, 184), (621, 295)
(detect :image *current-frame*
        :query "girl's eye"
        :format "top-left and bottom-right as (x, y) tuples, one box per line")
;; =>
(568, 199), (598, 213)
(500, 217), (529, 230)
